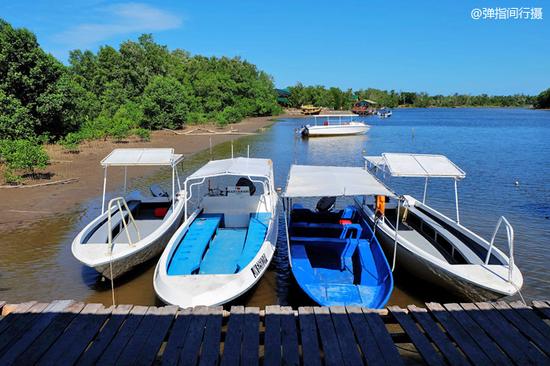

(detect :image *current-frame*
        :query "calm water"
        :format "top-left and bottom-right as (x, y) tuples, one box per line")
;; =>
(1, 108), (549, 307)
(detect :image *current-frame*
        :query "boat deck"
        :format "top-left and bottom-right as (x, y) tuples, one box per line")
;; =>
(0, 299), (548, 365)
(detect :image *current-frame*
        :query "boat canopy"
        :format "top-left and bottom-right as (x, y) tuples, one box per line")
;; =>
(187, 157), (273, 180)
(364, 153), (465, 179)
(315, 114), (356, 118)
(283, 165), (394, 198)
(101, 148), (184, 167)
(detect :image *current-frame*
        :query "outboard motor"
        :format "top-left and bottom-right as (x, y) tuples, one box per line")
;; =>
(150, 184), (169, 197)
(236, 177), (256, 196)
(316, 196), (336, 212)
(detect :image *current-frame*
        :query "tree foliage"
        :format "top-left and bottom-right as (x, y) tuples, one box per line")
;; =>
(534, 88), (550, 109)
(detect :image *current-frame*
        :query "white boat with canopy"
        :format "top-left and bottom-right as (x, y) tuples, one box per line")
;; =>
(299, 114), (370, 137)
(154, 157), (278, 307)
(362, 153), (523, 301)
(72, 148), (186, 280)
(282, 165), (394, 308)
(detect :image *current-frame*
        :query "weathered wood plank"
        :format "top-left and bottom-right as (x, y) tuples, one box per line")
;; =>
(426, 303), (493, 365)
(0, 301), (6, 314)
(0, 302), (49, 356)
(362, 308), (404, 366)
(76, 304), (133, 366)
(408, 305), (469, 366)
(220, 305), (244, 366)
(96, 305), (148, 365)
(347, 306), (384, 366)
(443, 303), (512, 365)
(239, 307), (259, 366)
(388, 306), (445, 366)
(0, 301), (37, 335)
(313, 306), (344, 366)
(462, 302), (535, 365)
(329, 306), (363, 366)
(532, 300), (550, 320)
(264, 305), (282, 366)
(37, 303), (111, 366)
(178, 306), (209, 366)
(280, 306), (300, 366)
(161, 308), (193, 366)
(298, 307), (321, 366)
(14, 302), (85, 365)
(197, 307), (224, 366)
(508, 301), (550, 339)
(131, 305), (178, 366)
(0, 300), (74, 364)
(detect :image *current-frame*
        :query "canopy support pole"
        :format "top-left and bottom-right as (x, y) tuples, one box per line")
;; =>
(172, 166), (175, 207)
(123, 167), (127, 194)
(101, 167), (108, 214)
(454, 179), (460, 224)
(422, 177), (428, 203)
(392, 199), (400, 272)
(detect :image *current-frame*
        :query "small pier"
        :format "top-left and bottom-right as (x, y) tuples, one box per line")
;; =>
(0, 300), (549, 365)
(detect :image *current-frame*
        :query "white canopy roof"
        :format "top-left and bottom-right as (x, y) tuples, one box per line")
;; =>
(101, 148), (184, 167)
(364, 153), (465, 179)
(315, 114), (356, 118)
(283, 165), (394, 198)
(187, 157), (273, 180)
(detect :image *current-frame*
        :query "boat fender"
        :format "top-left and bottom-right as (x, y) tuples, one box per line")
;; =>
(376, 195), (386, 216)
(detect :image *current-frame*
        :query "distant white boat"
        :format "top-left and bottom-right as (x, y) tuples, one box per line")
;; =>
(72, 148), (186, 280)
(377, 109), (392, 118)
(154, 157), (278, 307)
(299, 115), (370, 137)
(362, 153), (523, 301)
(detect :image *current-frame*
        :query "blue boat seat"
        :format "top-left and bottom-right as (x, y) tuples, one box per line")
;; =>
(199, 228), (247, 274)
(237, 213), (271, 270)
(167, 214), (223, 275)
(339, 224), (363, 270)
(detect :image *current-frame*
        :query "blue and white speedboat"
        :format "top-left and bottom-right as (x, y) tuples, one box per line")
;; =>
(282, 165), (394, 308)
(154, 157), (278, 307)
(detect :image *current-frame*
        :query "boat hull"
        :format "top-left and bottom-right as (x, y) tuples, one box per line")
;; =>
(302, 123), (369, 137)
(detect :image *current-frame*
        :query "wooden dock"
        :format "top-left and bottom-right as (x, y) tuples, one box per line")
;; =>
(0, 300), (549, 365)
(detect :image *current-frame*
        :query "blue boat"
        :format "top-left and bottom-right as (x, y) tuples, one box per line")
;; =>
(282, 165), (394, 308)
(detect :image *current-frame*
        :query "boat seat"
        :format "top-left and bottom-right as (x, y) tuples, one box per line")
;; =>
(291, 236), (348, 245)
(304, 283), (364, 306)
(199, 228), (247, 274)
(167, 214), (223, 275)
(408, 206), (483, 264)
(237, 213), (271, 270)
(85, 200), (140, 243)
(112, 219), (161, 244)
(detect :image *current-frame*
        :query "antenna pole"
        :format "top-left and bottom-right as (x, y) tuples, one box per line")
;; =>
(231, 140), (234, 159)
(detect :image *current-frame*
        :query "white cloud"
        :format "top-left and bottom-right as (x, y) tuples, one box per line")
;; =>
(52, 2), (182, 49)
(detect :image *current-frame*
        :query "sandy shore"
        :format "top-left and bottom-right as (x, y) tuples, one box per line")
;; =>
(0, 115), (279, 232)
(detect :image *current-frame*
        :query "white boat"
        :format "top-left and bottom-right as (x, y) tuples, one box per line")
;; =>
(377, 109), (392, 118)
(362, 153), (523, 301)
(154, 157), (278, 307)
(72, 148), (186, 280)
(299, 114), (370, 137)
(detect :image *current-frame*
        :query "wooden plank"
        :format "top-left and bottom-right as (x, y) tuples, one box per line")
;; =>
(313, 306), (344, 366)
(532, 300), (550, 320)
(37, 303), (111, 366)
(461, 302), (536, 365)
(508, 301), (550, 339)
(329, 306), (363, 366)
(161, 308), (193, 366)
(0, 302), (49, 356)
(443, 303), (512, 365)
(96, 305), (148, 365)
(280, 306), (300, 366)
(14, 302), (85, 365)
(347, 306), (384, 366)
(220, 305), (244, 366)
(263, 305), (282, 366)
(408, 305), (469, 366)
(0, 301), (37, 335)
(76, 304), (133, 366)
(487, 301), (550, 361)
(131, 305), (178, 366)
(0, 301), (5, 314)
(362, 308), (404, 366)
(388, 306), (445, 366)
(178, 306), (209, 366)
(426, 303), (493, 365)
(298, 307), (321, 366)
(239, 307), (259, 366)
(198, 306), (224, 366)
(0, 300), (74, 364)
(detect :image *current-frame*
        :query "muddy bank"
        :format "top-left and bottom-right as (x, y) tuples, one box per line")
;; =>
(0, 116), (277, 233)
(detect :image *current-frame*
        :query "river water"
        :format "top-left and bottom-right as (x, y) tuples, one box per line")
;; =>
(1, 108), (549, 307)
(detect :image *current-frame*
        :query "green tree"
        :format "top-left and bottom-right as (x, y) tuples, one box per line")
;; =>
(534, 88), (550, 109)
(141, 76), (191, 129)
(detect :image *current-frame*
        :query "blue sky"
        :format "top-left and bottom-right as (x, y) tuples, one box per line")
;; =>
(1, 0), (548, 95)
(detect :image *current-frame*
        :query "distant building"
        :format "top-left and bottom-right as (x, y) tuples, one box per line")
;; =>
(352, 99), (377, 115)
(276, 88), (291, 106)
